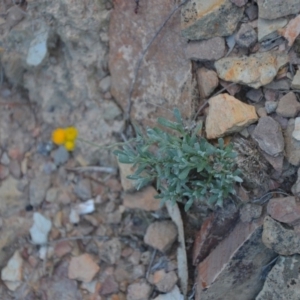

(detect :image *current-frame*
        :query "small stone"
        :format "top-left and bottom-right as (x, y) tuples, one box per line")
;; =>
(276, 92), (300, 118)
(53, 146), (69, 166)
(54, 241), (72, 257)
(252, 117), (284, 157)
(69, 209), (80, 224)
(240, 203), (262, 223)
(245, 3), (258, 21)
(5, 6), (24, 30)
(264, 89), (278, 102)
(127, 281), (151, 300)
(68, 253), (100, 282)
(267, 197), (300, 224)
(26, 29), (50, 67)
(30, 212), (52, 245)
(265, 101), (278, 114)
(219, 80), (241, 96)
(150, 269), (178, 293)
(293, 117), (300, 141)
(118, 162), (138, 192)
(123, 186), (160, 211)
(29, 174), (51, 206)
(235, 23), (257, 48)
(132, 264), (145, 280)
(246, 89), (263, 103)
(279, 15), (300, 47)
(196, 68), (219, 99)
(292, 70), (300, 89)
(258, 18), (288, 41)
(292, 168), (300, 195)
(230, 0), (247, 6)
(100, 275), (119, 295)
(153, 285), (184, 300)
(0, 164), (9, 180)
(256, 255), (300, 300)
(1, 251), (23, 291)
(262, 152), (284, 172)
(99, 76), (111, 93)
(185, 37), (226, 61)
(284, 119), (300, 166)
(181, 0), (244, 40)
(144, 221), (177, 253)
(205, 93), (258, 139)
(102, 100), (122, 121)
(9, 160), (21, 179)
(262, 216), (300, 255)
(265, 78), (291, 90)
(99, 238), (121, 264)
(257, 0), (300, 19)
(257, 106), (267, 117)
(215, 52), (288, 89)
(74, 178), (92, 200)
(0, 152), (10, 165)
(45, 187), (58, 203)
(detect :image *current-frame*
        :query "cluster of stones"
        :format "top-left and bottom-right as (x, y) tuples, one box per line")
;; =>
(179, 0), (300, 299)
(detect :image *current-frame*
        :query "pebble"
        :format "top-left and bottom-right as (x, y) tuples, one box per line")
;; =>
(205, 93), (258, 139)
(150, 269), (178, 293)
(29, 212), (52, 245)
(99, 238), (121, 264)
(1, 251), (23, 291)
(53, 146), (69, 166)
(99, 76), (111, 93)
(291, 69), (300, 89)
(127, 281), (152, 300)
(258, 18), (287, 41)
(9, 160), (21, 179)
(276, 92), (300, 118)
(185, 37), (226, 61)
(246, 89), (263, 103)
(37, 142), (53, 156)
(68, 253), (100, 282)
(29, 174), (51, 206)
(100, 275), (119, 295)
(123, 186), (160, 211)
(252, 116), (284, 157)
(74, 178), (92, 200)
(46, 187), (58, 203)
(265, 101), (278, 114)
(118, 162), (138, 192)
(245, 3), (258, 21)
(153, 285), (184, 300)
(257, 0), (300, 19)
(0, 164), (9, 180)
(284, 119), (300, 166)
(240, 203), (262, 223)
(196, 68), (219, 99)
(230, 0), (248, 6)
(279, 14), (300, 47)
(215, 52), (288, 89)
(262, 216), (300, 255)
(235, 23), (257, 48)
(1, 152), (10, 166)
(144, 221), (178, 253)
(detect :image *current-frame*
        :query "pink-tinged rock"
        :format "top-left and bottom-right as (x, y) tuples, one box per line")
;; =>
(215, 52), (288, 88)
(144, 221), (177, 253)
(1, 251), (23, 291)
(68, 253), (100, 282)
(267, 197), (300, 225)
(185, 37), (226, 61)
(181, 0), (244, 40)
(219, 80), (241, 96)
(123, 186), (160, 211)
(284, 119), (300, 166)
(100, 275), (119, 296)
(127, 281), (152, 300)
(109, 0), (193, 127)
(196, 68), (219, 99)
(257, 0), (300, 19)
(54, 241), (72, 258)
(230, 0), (248, 6)
(279, 15), (300, 46)
(276, 92), (300, 118)
(193, 204), (239, 265)
(205, 93), (258, 139)
(196, 215), (276, 299)
(149, 269), (178, 293)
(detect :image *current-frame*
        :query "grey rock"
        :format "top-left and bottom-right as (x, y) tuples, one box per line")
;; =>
(30, 212), (52, 245)
(29, 174), (51, 206)
(127, 281), (152, 300)
(196, 68), (219, 98)
(293, 117), (300, 141)
(258, 17), (288, 41)
(284, 119), (300, 166)
(46, 187), (58, 203)
(196, 216), (276, 299)
(9, 160), (21, 179)
(257, 0), (300, 19)
(185, 37), (226, 61)
(246, 89), (263, 103)
(53, 146), (69, 166)
(276, 92), (300, 118)
(245, 3), (258, 20)
(144, 221), (178, 253)
(99, 76), (111, 93)
(261, 152), (284, 172)
(74, 178), (92, 200)
(230, 0), (248, 6)
(240, 204), (262, 223)
(99, 238), (121, 264)
(181, 0), (244, 40)
(235, 23), (257, 48)
(292, 168), (300, 195)
(252, 116), (284, 157)
(256, 255), (300, 300)
(292, 69), (300, 89)
(264, 78), (291, 90)
(265, 101), (278, 114)
(262, 216), (300, 255)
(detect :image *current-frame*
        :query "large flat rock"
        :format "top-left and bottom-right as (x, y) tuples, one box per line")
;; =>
(181, 0), (244, 40)
(109, 0), (194, 126)
(196, 215), (276, 300)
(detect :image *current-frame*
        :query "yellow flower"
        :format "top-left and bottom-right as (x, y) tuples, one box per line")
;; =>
(52, 128), (66, 145)
(65, 127), (78, 141)
(64, 140), (76, 151)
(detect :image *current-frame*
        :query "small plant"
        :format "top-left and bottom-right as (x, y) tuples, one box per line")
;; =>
(114, 109), (242, 211)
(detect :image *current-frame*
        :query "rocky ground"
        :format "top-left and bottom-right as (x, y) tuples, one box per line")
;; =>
(1, 0), (300, 299)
